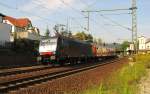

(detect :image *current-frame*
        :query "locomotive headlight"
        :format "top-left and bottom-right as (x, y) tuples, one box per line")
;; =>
(51, 56), (56, 60)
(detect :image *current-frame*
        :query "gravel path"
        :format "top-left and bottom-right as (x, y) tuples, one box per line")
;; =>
(139, 69), (150, 94)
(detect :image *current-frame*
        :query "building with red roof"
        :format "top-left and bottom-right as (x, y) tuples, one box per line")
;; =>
(0, 13), (40, 41)
(3, 15), (33, 33)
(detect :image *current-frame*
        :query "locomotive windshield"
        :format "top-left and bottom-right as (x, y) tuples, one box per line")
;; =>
(40, 38), (57, 46)
(39, 38), (58, 53)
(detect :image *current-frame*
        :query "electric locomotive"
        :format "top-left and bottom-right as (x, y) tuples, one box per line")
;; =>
(39, 35), (94, 65)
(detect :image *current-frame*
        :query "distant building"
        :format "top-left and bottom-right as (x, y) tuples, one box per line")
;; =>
(129, 43), (134, 51)
(138, 36), (146, 50)
(146, 40), (150, 50)
(0, 13), (40, 41)
(127, 36), (150, 53)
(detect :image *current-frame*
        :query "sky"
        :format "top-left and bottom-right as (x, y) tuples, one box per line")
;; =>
(0, 0), (150, 43)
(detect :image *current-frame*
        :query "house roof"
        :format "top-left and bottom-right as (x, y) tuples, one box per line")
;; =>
(3, 16), (31, 28)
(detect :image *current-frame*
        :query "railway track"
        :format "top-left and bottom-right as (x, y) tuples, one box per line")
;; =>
(0, 58), (119, 93)
(0, 65), (53, 77)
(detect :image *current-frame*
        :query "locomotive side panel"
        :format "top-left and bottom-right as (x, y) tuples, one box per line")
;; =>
(57, 37), (93, 58)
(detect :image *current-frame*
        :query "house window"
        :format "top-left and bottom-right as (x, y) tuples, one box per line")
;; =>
(4, 20), (7, 23)
(147, 46), (150, 49)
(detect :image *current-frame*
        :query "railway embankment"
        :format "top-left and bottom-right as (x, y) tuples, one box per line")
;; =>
(83, 54), (150, 94)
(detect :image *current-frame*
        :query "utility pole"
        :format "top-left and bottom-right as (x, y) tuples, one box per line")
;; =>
(81, 11), (90, 33)
(87, 12), (90, 33)
(66, 17), (69, 33)
(66, 17), (72, 37)
(131, 0), (138, 54)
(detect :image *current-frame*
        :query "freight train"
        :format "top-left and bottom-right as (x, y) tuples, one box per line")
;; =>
(38, 35), (116, 65)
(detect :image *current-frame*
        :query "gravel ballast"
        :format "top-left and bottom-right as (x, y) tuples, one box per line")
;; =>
(9, 58), (128, 94)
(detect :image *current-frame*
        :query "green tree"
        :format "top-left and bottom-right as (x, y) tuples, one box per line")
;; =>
(74, 32), (93, 42)
(121, 41), (130, 51)
(60, 31), (72, 37)
(45, 27), (50, 38)
(86, 34), (93, 42)
(93, 38), (102, 45)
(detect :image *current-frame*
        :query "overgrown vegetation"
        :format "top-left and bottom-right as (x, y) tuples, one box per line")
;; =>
(83, 54), (150, 94)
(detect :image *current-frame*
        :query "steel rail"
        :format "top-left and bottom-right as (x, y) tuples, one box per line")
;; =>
(0, 58), (119, 93)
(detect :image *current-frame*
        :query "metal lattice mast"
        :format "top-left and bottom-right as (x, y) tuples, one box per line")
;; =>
(131, 0), (138, 54)
(81, 11), (90, 33)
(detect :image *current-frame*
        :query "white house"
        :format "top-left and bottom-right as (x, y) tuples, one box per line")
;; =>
(146, 40), (150, 50)
(138, 36), (146, 50)
(0, 23), (12, 42)
(0, 13), (13, 43)
(3, 16), (33, 33)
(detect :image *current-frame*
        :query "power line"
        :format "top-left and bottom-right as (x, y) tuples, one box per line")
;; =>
(70, 17), (86, 31)
(82, 8), (131, 12)
(99, 14), (131, 31)
(0, 2), (58, 24)
(59, 0), (85, 16)
(101, 12), (131, 15)
(79, 0), (98, 9)
(59, 0), (100, 34)
(34, 0), (86, 32)
(89, 17), (118, 41)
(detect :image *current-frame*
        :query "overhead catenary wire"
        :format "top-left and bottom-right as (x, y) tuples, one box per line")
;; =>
(0, 1), (62, 35)
(33, 0), (88, 34)
(59, 0), (108, 36)
(100, 12), (131, 15)
(0, 2), (58, 24)
(59, 0), (121, 37)
(99, 14), (131, 31)
(59, 0), (98, 35)
(89, 17), (118, 41)
(79, 0), (98, 9)
(34, 0), (87, 32)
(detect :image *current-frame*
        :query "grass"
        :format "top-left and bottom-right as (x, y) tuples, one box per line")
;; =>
(82, 54), (150, 94)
